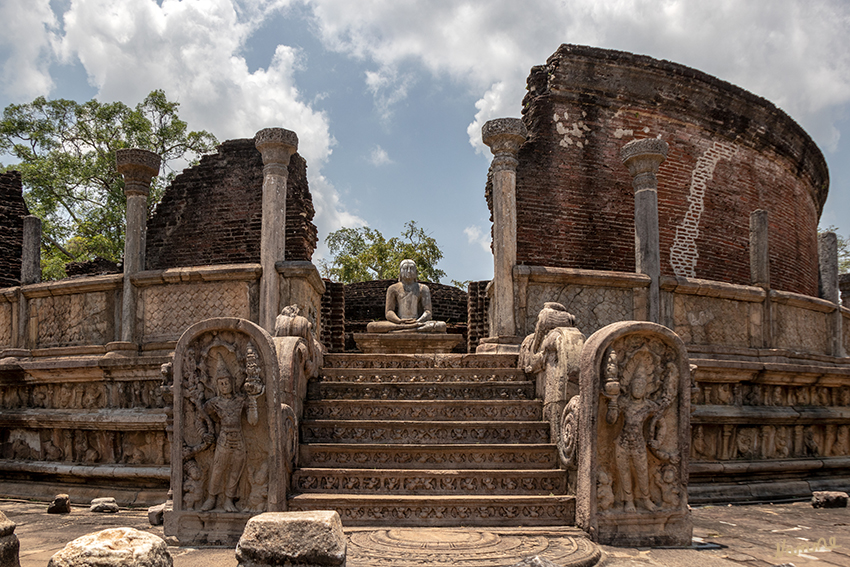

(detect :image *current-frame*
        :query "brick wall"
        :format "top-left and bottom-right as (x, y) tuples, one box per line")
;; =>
(320, 279), (345, 352)
(506, 45), (828, 297)
(466, 280), (491, 352)
(145, 138), (317, 270)
(0, 171), (29, 288)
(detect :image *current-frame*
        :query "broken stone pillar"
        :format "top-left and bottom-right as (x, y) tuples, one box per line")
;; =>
(47, 527), (170, 567)
(576, 320), (692, 546)
(235, 511), (346, 567)
(818, 231), (844, 357)
(255, 128), (298, 333)
(621, 139), (667, 324)
(21, 215), (41, 285)
(749, 210), (772, 348)
(482, 118), (527, 342)
(0, 511), (20, 567)
(116, 149), (161, 344)
(749, 210), (770, 288)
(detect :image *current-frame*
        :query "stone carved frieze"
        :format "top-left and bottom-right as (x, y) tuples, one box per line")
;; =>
(323, 354), (517, 370)
(577, 321), (692, 547)
(302, 401), (540, 421)
(0, 380), (165, 410)
(688, 423), (850, 461)
(313, 382), (534, 401)
(292, 470), (565, 495)
(301, 423), (549, 444)
(303, 447), (557, 469)
(318, 369), (524, 383)
(290, 502), (571, 524)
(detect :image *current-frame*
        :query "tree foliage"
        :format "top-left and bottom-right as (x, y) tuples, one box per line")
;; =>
(321, 221), (447, 283)
(0, 90), (217, 280)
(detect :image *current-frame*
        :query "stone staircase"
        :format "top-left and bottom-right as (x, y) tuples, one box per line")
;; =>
(287, 353), (575, 526)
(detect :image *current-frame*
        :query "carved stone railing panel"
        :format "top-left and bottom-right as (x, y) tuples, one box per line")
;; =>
(773, 302), (830, 354)
(30, 292), (111, 348)
(525, 284), (632, 338)
(671, 294), (751, 347)
(142, 281), (251, 342)
(843, 311), (850, 356)
(0, 301), (12, 348)
(576, 321), (692, 547)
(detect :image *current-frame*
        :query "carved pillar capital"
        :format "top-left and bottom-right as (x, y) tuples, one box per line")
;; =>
(482, 118), (527, 172)
(116, 149), (161, 197)
(255, 128), (298, 174)
(620, 138), (668, 193)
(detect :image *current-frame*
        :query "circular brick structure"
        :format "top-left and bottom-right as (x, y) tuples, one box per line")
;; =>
(514, 44), (829, 296)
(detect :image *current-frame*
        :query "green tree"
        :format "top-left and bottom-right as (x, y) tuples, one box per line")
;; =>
(0, 90), (217, 280)
(321, 221), (447, 283)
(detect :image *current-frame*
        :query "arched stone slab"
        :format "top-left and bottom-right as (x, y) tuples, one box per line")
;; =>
(576, 321), (692, 546)
(167, 317), (281, 545)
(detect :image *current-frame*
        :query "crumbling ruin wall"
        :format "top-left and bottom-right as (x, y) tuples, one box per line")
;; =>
(466, 280), (490, 352)
(0, 171), (29, 288)
(509, 44), (827, 297)
(320, 279), (345, 353)
(145, 139), (317, 270)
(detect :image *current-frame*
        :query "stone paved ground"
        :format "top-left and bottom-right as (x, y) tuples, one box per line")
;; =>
(3, 498), (849, 567)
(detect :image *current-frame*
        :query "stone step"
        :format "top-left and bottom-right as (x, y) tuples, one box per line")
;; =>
(291, 468), (567, 495)
(299, 444), (559, 469)
(307, 381), (535, 401)
(318, 367), (526, 383)
(300, 420), (550, 444)
(322, 353), (518, 370)
(287, 494), (575, 527)
(302, 400), (543, 421)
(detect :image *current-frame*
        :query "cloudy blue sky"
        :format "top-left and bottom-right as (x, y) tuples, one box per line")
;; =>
(1, 0), (849, 284)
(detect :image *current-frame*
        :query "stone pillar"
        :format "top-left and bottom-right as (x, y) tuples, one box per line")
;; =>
(482, 118), (526, 340)
(749, 210), (771, 348)
(818, 231), (844, 357)
(21, 215), (41, 285)
(255, 128), (298, 333)
(621, 139), (668, 324)
(116, 149), (161, 343)
(749, 210), (770, 288)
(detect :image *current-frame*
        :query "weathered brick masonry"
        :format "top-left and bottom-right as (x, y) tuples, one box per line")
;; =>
(512, 44), (828, 296)
(320, 279), (345, 353)
(145, 139), (317, 270)
(0, 171), (29, 288)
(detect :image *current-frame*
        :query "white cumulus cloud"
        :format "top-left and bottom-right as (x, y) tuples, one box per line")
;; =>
(464, 225), (491, 254)
(306, 0), (850, 152)
(368, 145), (392, 166)
(0, 0), (58, 100)
(48, 0), (358, 234)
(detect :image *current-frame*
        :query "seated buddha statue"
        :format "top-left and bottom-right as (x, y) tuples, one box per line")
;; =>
(365, 259), (447, 333)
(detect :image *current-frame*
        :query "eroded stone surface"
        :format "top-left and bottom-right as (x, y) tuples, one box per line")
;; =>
(48, 494), (70, 514)
(89, 497), (119, 513)
(47, 527), (171, 567)
(811, 491), (848, 508)
(0, 511), (20, 567)
(235, 511), (346, 567)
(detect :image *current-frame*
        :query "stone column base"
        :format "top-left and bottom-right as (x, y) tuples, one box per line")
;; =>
(475, 336), (523, 354)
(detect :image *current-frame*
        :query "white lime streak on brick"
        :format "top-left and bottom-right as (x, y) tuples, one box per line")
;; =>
(669, 142), (737, 277)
